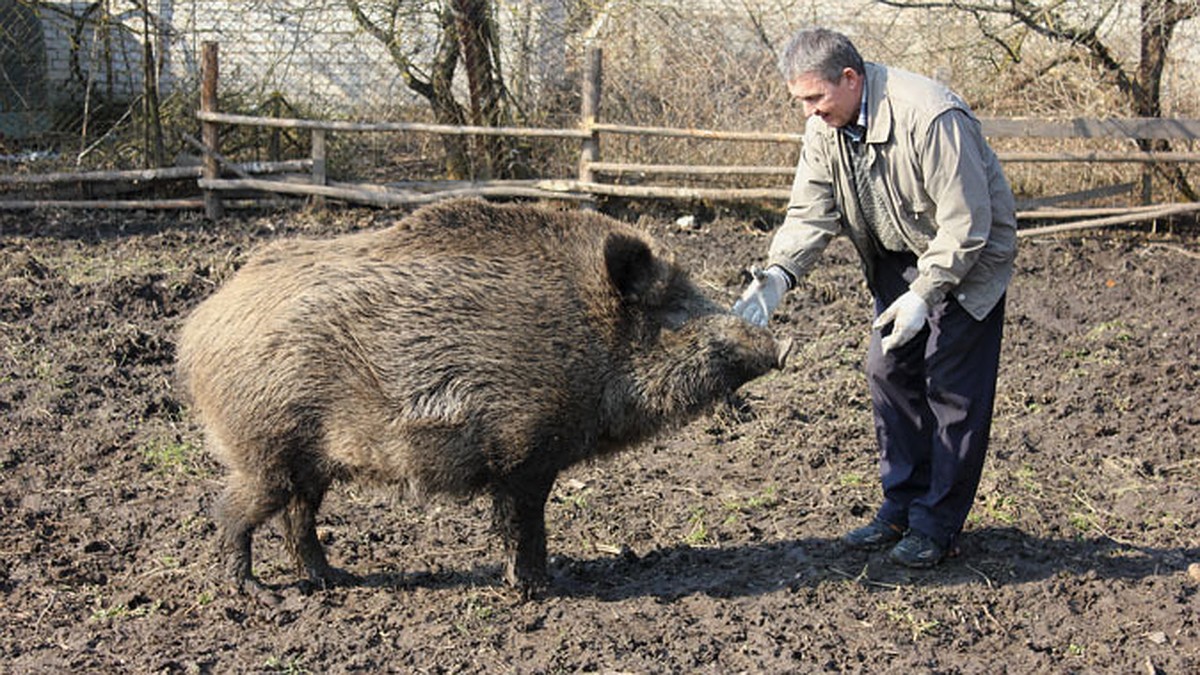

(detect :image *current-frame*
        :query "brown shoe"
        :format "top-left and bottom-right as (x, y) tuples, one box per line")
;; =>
(842, 519), (905, 550)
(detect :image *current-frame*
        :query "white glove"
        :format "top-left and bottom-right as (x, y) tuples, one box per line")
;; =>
(873, 290), (930, 353)
(733, 265), (790, 327)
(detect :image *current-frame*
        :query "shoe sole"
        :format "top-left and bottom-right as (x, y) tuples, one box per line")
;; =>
(888, 542), (949, 568)
(888, 553), (942, 569)
(843, 536), (903, 551)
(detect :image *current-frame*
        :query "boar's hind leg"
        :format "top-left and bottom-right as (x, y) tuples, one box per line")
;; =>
(491, 472), (556, 597)
(281, 476), (355, 589)
(215, 468), (290, 602)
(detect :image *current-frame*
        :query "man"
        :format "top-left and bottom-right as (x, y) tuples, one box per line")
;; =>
(734, 27), (1016, 568)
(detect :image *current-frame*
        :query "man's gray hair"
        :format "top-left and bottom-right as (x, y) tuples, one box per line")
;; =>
(778, 28), (865, 84)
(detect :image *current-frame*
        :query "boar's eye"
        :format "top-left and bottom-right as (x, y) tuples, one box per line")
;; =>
(604, 233), (658, 301)
(661, 306), (692, 330)
(656, 281), (722, 331)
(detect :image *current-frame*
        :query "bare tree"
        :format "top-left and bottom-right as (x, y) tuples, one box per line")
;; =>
(345, 0), (509, 179)
(875, 0), (1199, 198)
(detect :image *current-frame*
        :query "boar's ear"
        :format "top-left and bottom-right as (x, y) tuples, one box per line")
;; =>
(604, 233), (661, 302)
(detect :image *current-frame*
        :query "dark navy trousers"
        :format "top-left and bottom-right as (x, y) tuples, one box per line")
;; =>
(867, 251), (1005, 549)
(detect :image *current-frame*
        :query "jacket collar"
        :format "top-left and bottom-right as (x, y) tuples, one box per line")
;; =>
(863, 62), (891, 144)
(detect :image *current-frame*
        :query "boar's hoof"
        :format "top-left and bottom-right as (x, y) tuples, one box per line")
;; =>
(516, 577), (550, 602)
(236, 578), (283, 607)
(507, 568), (550, 601)
(303, 565), (359, 591)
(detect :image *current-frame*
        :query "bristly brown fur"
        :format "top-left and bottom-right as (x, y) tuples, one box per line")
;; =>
(176, 198), (782, 600)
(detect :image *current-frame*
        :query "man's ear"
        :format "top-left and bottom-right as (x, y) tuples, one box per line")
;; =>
(841, 67), (861, 88)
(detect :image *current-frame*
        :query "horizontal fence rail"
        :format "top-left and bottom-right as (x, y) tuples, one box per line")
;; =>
(191, 112), (1200, 204)
(188, 113), (1200, 182)
(194, 112), (1200, 147)
(195, 111), (592, 139)
(3, 42), (1198, 238)
(0, 160), (312, 186)
(980, 117), (1200, 140)
(587, 162), (797, 176)
(994, 151), (1200, 164)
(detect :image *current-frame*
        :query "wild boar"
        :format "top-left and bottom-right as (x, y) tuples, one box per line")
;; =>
(176, 198), (787, 601)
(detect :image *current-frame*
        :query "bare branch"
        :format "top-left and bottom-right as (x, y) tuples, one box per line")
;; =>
(345, 0), (434, 100)
(873, 0), (1140, 107)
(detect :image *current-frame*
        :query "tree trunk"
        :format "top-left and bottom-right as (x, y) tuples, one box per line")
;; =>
(141, 5), (164, 169)
(450, 0), (505, 179)
(1138, 0), (1196, 200)
(432, 4), (472, 179)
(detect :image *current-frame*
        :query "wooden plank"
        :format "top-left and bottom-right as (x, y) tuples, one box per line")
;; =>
(997, 150), (1200, 163)
(575, 182), (791, 200)
(0, 160), (311, 185)
(196, 110), (1199, 144)
(590, 122), (802, 143)
(982, 117), (1200, 140)
(201, 41), (223, 219)
(1018, 202), (1200, 236)
(578, 46), (602, 188)
(0, 198), (279, 210)
(1016, 183), (1136, 210)
(587, 161), (795, 176)
(311, 129), (327, 207)
(199, 177), (593, 205)
(199, 176), (791, 204)
(1017, 205), (1163, 219)
(196, 111), (591, 138)
(181, 132), (252, 179)
(0, 165), (199, 185)
(377, 179), (568, 192)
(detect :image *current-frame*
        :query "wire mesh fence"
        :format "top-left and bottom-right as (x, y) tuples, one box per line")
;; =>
(2, 0), (1199, 204)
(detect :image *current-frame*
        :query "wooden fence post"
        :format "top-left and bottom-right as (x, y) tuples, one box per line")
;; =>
(578, 46), (602, 207)
(311, 129), (327, 208)
(200, 41), (223, 219)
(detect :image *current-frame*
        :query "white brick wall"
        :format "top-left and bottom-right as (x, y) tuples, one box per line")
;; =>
(36, 0), (410, 113)
(41, 1), (147, 106)
(25, 0), (1200, 118)
(38, 0), (834, 115)
(162, 0), (404, 110)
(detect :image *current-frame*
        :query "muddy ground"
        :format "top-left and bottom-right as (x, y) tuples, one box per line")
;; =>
(1, 203), (1197, 673)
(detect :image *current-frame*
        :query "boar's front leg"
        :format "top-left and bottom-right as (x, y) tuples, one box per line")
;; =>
(491, 470), (556, 598)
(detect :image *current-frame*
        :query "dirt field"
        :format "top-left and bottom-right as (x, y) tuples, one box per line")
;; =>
(1, 203), (1197, 673)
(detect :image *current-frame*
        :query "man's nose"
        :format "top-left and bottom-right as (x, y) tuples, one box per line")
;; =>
(802, 101), (818, 117)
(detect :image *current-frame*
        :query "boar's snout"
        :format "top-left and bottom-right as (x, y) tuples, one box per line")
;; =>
(697, 313), (788, 382)
(706, 308), (790, 371)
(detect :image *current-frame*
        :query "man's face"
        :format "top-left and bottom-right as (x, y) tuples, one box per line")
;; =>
(787, 68), (863, 128)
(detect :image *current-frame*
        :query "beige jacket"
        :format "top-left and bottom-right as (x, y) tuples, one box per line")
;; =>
(767, 63), (1017, 320)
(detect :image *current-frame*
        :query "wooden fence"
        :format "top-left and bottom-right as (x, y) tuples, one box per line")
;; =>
(4, 41), (1200, 235)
